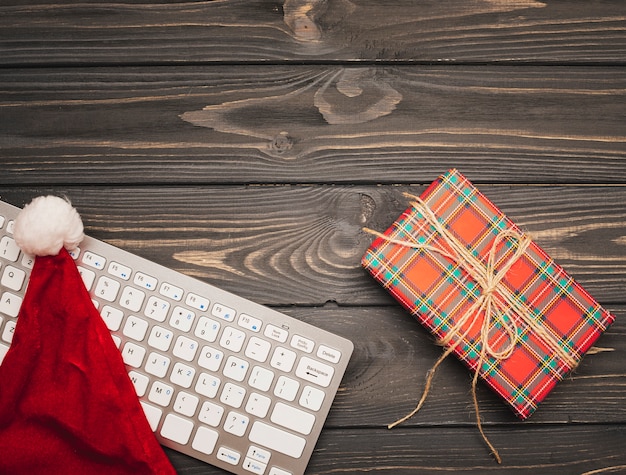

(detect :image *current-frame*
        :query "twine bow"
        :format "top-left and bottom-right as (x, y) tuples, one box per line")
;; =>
(364, 193), (578, 463)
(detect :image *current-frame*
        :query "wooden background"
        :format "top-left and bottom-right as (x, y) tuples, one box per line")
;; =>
(1, 0), (625, 473)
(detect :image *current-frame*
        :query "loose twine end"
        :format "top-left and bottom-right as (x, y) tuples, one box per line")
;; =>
(386, 366), (437, 430)
(385, 345), (502, 464)
(586, 346), (614, 355)
(472, 364), (503, 464)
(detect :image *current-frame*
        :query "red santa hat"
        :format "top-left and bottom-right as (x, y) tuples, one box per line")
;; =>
(0, 196), (177, 474)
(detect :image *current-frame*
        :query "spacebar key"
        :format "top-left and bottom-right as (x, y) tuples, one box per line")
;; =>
(248, 421), (306, 459)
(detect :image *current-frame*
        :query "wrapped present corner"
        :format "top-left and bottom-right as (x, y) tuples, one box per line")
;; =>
(362, 169), (615, 424)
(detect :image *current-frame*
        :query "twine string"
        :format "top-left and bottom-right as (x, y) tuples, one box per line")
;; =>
(365, 193), (578, 464)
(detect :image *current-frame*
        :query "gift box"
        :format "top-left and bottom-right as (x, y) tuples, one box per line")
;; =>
(362, 169), (615, 421)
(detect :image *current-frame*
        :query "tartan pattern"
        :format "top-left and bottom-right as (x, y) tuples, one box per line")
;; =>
(362, 169), (615, 419)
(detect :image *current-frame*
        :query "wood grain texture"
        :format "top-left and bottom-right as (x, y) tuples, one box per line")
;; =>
(0, 185), (624, 305)
(1, 0), (625, 473)
(164, 424), (626, 474)
(1, 66), (625, 185)
(1, 0), (625, 65)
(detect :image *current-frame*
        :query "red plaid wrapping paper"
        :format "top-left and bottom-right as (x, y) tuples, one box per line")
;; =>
(362, 169), (615, 420)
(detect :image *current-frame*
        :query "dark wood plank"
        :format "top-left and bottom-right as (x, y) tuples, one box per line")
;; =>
(0, 185), (624, 305)
(1, 0), (625, 65)
(1, 66), (625, 185)
(166, 424), (626, 474)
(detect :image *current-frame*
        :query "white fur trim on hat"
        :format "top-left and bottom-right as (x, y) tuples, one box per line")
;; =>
(13, 196), (84, 256)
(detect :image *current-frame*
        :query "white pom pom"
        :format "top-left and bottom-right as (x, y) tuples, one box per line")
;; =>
(13, 196), (84, 256)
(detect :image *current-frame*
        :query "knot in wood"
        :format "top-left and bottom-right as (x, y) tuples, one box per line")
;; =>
(269, 132), (294, 154)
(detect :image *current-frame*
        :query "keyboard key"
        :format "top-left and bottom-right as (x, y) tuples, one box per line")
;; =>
(244, 336), (272, 363)
(140, 401), (163, 432)
(198, 400), (224, 427)
(94, 276), (120, 302)
(238, 313), (262, 332)
(173, 391), (199, 417)
(198, 345), (224, 372)
(134, 271), (157, 291)
(82, 251), (106, 270)
(108, 261), (131, 280)
(299, 385), (326, 412)
(295, 356), (334, 388)
(169, 305), (195, 332)
(195, 373), (221, 399)
(122, 315), (149, 341)
(1, 320), (15, 344)
(161, 413), (194, 445)
(77, 266), (96, 290)
(264, 324), (288, 343)
(220, 326), (246, 353)
(223, 355), (249, 382)
(111, 335), (121, 348)
(148, 381), (174, 407)
(100, 305), (124, 331)
(121, 341), (146, 368)
(173, 335), (199, 362)
(159, 281), (183, 301)
(246, 446), (271, 465)
(211, 302), (236, 322)
(0, 236), (20, 262)
(145, 352), (171, 378)
(245, 392), (271, 418)
(317, 344), (342, 364)
(119, 286), (145, 312)
(0, 292), (22, 317)
(128, 370), (150, 397)
(243, 457), (267, 475)
(220, 382), (246, 408)
(148, 325), (174, 352)
(269, 467), (292, 475)
(271, 402), (316, 436)
(290, 334), (315, 354)
(68, 247), (80, 260)
(1, 265), (25, 291)
(274, 375), (300, 402)
(144, 295), (170, 322)
(106, 262), (130, 282)
(0, 343), (9, 365)
(248, 366), (274, 392)
(21, 253), (35, 269)
(270, 347), (296, 372)
(194, 316), (220, 343)
(217, 447), (241, 466)
(170, 362), (196, 388)
(192, 426), (219, 455)
(248, 421), (306, 458)
(185, 292), (209, 311)
(223, 411), (249, 437)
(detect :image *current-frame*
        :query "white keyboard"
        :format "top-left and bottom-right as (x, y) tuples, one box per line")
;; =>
(0, 198), (353, 475)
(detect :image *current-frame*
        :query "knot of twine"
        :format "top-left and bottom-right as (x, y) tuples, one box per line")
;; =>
(364, 193), (579, 464)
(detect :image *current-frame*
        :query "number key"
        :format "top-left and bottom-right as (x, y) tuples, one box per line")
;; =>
(119, 286), (145, 312)
(219, 327), (246, 352)
(95, 276), (120, 302)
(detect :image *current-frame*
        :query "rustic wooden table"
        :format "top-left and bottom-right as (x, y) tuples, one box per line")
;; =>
(1, 1), (625, 473)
